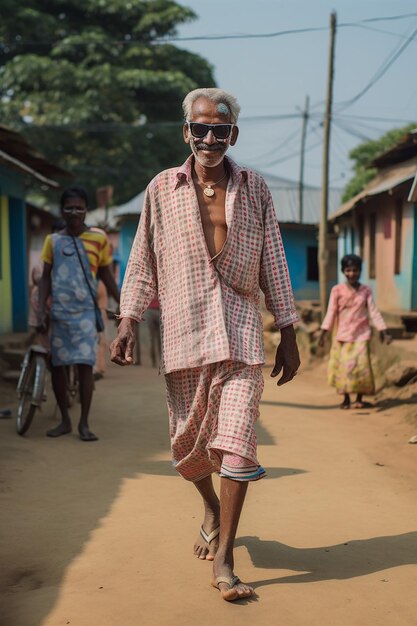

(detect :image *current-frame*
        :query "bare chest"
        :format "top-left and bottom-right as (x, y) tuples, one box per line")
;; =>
(194, 184), (227, 258)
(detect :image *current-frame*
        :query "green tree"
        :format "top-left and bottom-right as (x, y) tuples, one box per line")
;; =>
(342, 123), (416, 202)
(0, 0), (215, 205)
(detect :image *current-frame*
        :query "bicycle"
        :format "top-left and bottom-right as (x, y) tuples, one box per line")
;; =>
(16, 344), (79, 436)
(16, 344), (48, 435)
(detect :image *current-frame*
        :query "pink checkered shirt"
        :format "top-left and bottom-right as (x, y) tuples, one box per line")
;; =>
(120, 155), (298, 374)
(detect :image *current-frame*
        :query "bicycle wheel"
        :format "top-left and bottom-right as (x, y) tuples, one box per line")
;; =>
(16, 354), (43, 435)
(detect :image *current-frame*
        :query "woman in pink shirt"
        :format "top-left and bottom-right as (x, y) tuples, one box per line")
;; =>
(319, 254), (390, 409)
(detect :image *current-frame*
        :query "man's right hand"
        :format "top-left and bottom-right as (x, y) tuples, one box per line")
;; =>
(110, 317), (136, 366)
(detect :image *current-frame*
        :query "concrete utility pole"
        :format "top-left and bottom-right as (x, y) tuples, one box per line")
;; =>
(319, 11), (337, 319)
(298, 95), (310, 223)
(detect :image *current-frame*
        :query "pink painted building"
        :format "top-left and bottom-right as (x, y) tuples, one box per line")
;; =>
(331, 131), (417, 328)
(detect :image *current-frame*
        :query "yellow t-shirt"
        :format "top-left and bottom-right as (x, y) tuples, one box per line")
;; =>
(41, 230), (112, 278)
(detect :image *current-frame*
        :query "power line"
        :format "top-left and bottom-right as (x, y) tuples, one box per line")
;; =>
(2, 12), (417, 47)
(308, 119), (350, 168)
(335, 21), (417, 111)
(240, 113), (301, 122)
(354, 22), (417, 40)
(359, 12), (417, 24)
(332, 118), (373, 142)
(330, 126), (354, 166)
(255, 133), (323, 168)
(248, 127), (302, 165)
(333, 114), (398, 135)
(158, 25), (327, 42)
(156, 12), (417, 42)
(10, 109), (415, 135)
(334, 113), (416, 124)
(20, 105), (409, 135)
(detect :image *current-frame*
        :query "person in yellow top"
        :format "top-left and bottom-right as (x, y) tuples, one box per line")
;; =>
(38, 186), (120, 441)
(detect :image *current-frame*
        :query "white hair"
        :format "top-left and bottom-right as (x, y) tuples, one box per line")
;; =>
(182, 88), (241, 123)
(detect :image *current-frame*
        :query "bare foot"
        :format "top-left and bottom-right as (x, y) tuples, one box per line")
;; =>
(194, 509), (220, 560)
(212, 559), (254, 601)
(47, 423), (72, 437)
(78, 425), (98, 441)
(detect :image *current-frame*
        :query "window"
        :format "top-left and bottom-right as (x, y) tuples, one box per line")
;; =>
(394, 199), (402, 275)
(350, 227), (355, 253)
(0, 198), (2, 280)
(357, 214), (365, 258)
(307, 246), (319, 281)
(369, 213), (376, 279)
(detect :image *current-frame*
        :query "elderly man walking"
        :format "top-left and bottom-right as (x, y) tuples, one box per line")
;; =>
(111, 88), (300, 601)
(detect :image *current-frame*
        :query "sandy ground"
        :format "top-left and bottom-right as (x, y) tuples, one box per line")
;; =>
(1, 347), (417, 626)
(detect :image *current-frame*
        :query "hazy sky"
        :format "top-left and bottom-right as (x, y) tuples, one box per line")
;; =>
(174, 0), (417, 190)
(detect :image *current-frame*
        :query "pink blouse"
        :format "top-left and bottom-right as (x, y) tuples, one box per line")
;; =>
(321, 283), (387, 342)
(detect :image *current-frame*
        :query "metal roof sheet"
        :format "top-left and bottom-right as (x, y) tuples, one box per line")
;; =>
(331, 156), (417, 220)
(113, 190), (146, 217)
(85, 207), (119, 229)
(0, 124), (70, 185)
(408, 172), (417, 202)
(262, 173), (342, 224)
(108, 173), (341, 226)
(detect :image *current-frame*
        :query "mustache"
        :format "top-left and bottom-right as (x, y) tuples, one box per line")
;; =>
(194, 141), (226, 151)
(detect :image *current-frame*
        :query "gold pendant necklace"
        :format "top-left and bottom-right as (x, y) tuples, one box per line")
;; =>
(199, 171), (228, 197)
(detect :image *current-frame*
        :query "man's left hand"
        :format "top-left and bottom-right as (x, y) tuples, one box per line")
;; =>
(271, 325), (300, 386)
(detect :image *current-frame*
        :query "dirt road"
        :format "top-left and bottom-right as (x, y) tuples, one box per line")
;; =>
(1, 357), (417, 626)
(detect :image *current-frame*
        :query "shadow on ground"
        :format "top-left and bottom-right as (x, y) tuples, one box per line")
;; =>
(0, 360), (308, 625)
(236, 532), (417, 587)
(260, 400), (341, 410)
(375, 393), (417, 413)
(0, 365), (168, 626)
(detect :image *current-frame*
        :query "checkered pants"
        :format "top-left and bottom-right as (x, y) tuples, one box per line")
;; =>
(165, 361), (266, 482)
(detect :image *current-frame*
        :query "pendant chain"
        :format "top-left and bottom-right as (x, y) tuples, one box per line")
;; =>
(196, 171), (228, 197)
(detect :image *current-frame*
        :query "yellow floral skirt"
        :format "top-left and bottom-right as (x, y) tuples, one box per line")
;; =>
(328, 340), (376, 395)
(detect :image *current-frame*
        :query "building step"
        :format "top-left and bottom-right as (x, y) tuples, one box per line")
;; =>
(0, 332), (32, 351)
(2, 369), (20, 383)
(401, 315), (417, 333)
(1, 348), (26, 370)
(386, 325), (413, 340)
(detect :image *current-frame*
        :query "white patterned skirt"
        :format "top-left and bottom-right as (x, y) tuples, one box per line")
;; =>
(50, 310), (98, 367)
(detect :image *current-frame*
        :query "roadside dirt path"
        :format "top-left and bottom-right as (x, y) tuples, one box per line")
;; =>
(1, 358), (416, 626)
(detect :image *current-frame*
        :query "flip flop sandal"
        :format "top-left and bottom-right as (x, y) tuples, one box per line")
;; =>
(200, 525), (220, 545)
(353, 401), (373, 409)
(199, 525), (220, 560)
(211, 575), (253, 602)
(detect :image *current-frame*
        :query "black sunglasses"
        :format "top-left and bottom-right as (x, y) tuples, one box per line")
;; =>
(187, 122), (234, 140)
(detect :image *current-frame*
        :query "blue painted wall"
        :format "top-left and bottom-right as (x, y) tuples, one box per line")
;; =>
(337, 226), (361, 283)
(0, 165), (25, 198)
(0, 195), (12, 333)
(412, 204), (417, 310)
(0, 168), (28, 333)
(119, 216), (140, 286)
(9, 197), (28, 331)
(280, 226), (320, 300)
